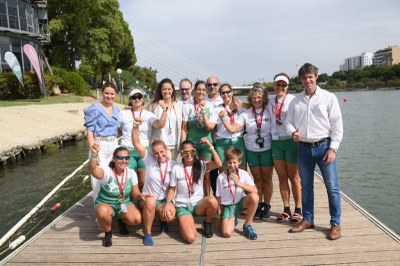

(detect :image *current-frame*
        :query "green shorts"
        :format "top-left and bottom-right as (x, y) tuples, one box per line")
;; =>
(137, 199), (165, 209)
(247, 149), (273, 168)
(176, 202), (199, 218)
(94, 200), (134, 219)
(196, 146), (213, 160)
(222, 198), (245, 220)
(272, 139), (297, 164)
(127, 148), (147, 170)
(216, 137), (247, 167)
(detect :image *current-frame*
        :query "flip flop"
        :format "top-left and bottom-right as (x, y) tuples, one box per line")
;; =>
(290, 212), (303, 223)
(277, 212), (291, 222)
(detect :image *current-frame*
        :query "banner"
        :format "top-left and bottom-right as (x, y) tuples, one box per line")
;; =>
(4, 51), (24, 87)
(23, 44), (45, 94)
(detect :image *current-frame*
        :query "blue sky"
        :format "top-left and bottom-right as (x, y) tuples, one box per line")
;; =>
(119, 0), (400, 85)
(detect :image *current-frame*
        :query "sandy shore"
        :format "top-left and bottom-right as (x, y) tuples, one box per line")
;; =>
(0, 99), (102, 162)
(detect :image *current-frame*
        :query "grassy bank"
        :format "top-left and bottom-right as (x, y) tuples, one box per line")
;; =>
(0, 95), (84, 107)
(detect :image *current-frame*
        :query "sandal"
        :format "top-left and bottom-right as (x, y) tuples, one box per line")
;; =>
(277, 212), (291, 222)
(290, 212), (303, 223)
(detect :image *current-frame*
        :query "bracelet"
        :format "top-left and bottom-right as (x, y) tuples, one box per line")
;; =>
(90, 156), (97, 161)
(214, 215), (222, 220)
(162, 107), (168, 112)
(201, 110), (206, 115)
(209, 146), (215, 151)
(165, 200), (173, 204)
(133, 123), (139, 128)
(222, 117), (228, 121)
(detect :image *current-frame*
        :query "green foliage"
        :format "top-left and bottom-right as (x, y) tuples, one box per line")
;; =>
(60, 72), (88, 96)
(0, 72), (41, 100)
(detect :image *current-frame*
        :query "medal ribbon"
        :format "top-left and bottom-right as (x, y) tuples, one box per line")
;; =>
(223, 104), (235, 123)
(131, 108), (142, 122)
(158, 160), (169, 188)
(184, 165), (194, 198)
(193, 100), (202, 126)
(226, 169), (238, 205)
(112, 168), (127, 200)
(274, 94), (286, 122)
(252, 106), (265, 134)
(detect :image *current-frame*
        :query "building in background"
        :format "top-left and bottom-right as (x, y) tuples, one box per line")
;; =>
(372, 45), (400, 67)
(0, 0), (49, 72)
(340, 52), (373, 71)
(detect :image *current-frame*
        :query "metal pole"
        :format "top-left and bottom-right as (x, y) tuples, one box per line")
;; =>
(119, 75), (122, 104)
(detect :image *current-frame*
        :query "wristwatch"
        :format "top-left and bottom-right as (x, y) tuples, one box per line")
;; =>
(162, 106), (168, 112)
(330, 148), (338, 153)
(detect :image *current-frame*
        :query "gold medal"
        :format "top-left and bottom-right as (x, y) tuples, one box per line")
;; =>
(118, 195), (125, 203)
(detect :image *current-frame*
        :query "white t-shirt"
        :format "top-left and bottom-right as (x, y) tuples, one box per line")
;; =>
(214, 105), (246, 140)
(142, 151), (177, 200)
(119, 109), (157, 148)
(170, 161), (207, 207)
(205, 95), (223, 107)
(182, 100), (218, 123)
(159, 108), (178, 146)
(99, 167), (138, 187)
(236, 107), (272, 152)
(216, 169), (254, 205)
(268, 94), (295, 138)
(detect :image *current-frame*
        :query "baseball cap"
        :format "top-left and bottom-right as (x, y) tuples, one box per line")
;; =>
(274, 75), (289, 84)
(129, 89), (143, 97)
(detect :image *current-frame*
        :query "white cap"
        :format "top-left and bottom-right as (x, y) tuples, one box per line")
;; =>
(274, 75), (289, 84)
(129, 89), (143, 97)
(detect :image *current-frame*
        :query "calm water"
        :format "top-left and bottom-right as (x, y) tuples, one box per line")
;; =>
(0, 91), (399, 243)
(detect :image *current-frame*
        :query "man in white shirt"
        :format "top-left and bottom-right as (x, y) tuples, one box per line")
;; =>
(286, 63), (343, 240)
(178, 78), (193, 104)
(205, 76), (223, 107)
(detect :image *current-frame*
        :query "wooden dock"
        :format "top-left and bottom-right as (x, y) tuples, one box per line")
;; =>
(2, 172), (400, 265)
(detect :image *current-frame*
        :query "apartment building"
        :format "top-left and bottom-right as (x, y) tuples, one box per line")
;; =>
(372, 45), (400, 67)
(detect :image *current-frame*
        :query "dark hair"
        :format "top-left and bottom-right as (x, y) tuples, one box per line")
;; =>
(219, 83), (238, 113)
(179, 78), (192, 87)
(224, 147), (243, 162)
(298, 63), (318, 78)
(152, 78), (176, 103)
(109, 146), (130, 168)
(180, 140), (202, 184)
(247, 85), (269, 107)
(101, 81), (117, 92)
(194, 80), (207, 90)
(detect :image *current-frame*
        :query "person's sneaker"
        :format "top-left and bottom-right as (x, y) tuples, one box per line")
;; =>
(254, 206), (263, 219)
(117, 218), (129, 235)
(143, 233), (154, 246)
(203, 220), (213, 238)
(160, 220), (169, 233)
(243, 223), (257, 240)
(328, 224), (341, 240)
(261, 204), (271, 220)
(102, 232), (112, 247)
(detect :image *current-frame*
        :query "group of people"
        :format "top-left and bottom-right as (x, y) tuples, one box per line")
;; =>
(84, 63), (343, 247)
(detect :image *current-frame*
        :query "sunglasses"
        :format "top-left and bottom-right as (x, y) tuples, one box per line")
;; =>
(180, 149), (196, 155)
(220, 90), (232, 95)
(207, 83), (219, 87)
(180, 88), (191, 91)
(115, 155), (130, 161)
(275, 83), (287, 88)
(130, 94), (143, 100)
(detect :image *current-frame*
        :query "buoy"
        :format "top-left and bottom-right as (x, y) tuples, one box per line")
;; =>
(9, 235), (26, 249)
(343, 98), (348, 102)
(50, 202), (61, 213)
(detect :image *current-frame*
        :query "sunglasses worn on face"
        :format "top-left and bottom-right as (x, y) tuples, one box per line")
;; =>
(180, 88), (191, 91)
(275, 83), (287, 88)
(220, 90), (232, 95)
(115, 155), (130, 161)
(130, 94), (143, 100)
(207, 83), (219, 87)
(181, 149), (196, 155)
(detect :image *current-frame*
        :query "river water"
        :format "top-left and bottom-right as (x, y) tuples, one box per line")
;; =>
(0, 90), (399, 243)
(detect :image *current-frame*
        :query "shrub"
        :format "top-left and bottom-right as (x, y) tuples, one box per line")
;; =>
(0, 72), (41, 100)
(60, 72), (88, 96)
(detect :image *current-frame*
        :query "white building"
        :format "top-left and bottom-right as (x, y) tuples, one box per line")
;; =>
(339, 51), (373, 71)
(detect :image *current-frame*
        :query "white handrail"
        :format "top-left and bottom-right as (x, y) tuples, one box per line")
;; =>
(0, 158), (90, 247)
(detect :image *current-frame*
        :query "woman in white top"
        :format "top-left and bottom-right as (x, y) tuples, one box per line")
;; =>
(89, 145), (142, 247)
(166, 138), (222, 244)
(131, 120), (177, 246)
(213, 83), (247, 172)
(268, 73), (302, 223)
(146, 78), (184, 161)
(119, 88), (168, 190)
(219, 85), (274, 220)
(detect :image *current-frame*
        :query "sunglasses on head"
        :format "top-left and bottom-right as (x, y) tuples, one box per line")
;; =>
(220, 90), (232, 95)
(207, 83), (219, 87)
(130, 94), (143, 100)
(115, 155), (130, 161)
(180, 149), (196, 155)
